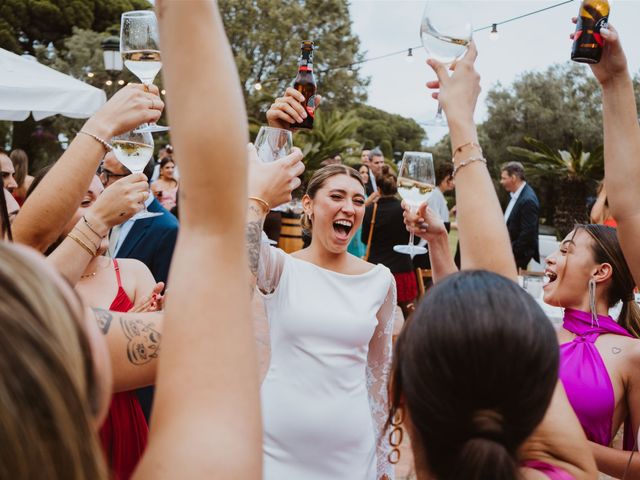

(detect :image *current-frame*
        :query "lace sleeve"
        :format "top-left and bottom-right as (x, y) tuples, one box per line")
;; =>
(366, 275), (397, 480)
(256, 232), (286, 295)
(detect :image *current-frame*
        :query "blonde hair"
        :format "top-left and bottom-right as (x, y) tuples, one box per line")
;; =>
(300, 164), (363, 235)
(0, 243), (107, 479)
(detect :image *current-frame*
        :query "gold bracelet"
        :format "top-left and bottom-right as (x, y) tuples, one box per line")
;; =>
(82, 215), (106, 238)
(452, 141), (482, 162)
(452, 156), (487, 178)
(248, 196), (270, 214)
(67, 232), (97, 257)
(78, 131), (112, 152)
(72, 225), (100, 250)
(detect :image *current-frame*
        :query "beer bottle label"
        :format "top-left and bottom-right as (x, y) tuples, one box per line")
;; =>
(305, 95), (317, 118)
(593, 16), (608, 46)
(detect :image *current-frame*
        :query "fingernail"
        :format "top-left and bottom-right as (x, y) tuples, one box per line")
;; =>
(302, 111), (307, 118)
(600, 27), (610, 35)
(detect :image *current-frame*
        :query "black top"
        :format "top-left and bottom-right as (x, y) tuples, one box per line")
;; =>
(362, 197), (415, 274)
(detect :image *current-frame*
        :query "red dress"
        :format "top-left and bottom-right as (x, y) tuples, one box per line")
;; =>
(99, 259), (149, 480)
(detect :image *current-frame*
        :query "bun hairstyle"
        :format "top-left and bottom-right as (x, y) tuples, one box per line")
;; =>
(377, 165), (397, 196)
(300, 164), (363, 235)
(390, 271), (558, 480)
(575, 224), (640, 337)
(160, 156), (175, 169)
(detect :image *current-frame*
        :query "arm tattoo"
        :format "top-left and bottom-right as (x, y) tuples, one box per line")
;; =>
(246, 204), (265, 277)
(119, 316), (162, 365)
(92, 308), (113, 335)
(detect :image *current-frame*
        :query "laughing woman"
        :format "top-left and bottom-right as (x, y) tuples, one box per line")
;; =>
(246, 127), (397, 478)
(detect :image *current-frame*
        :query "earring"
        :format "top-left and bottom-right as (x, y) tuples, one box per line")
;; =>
(387, 408), (404, 464)
(588, 278), (599, 328)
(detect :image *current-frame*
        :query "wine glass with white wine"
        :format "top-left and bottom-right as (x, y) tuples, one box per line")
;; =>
(393, 152), (436, 258)
(111, 129), (161, 219)
(254, 126), (293, 163)
(120, 10), (169, 133)
(420, 2), (473, 126)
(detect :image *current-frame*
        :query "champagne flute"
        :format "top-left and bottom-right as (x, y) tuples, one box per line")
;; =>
(111, 129), (162, 219)
(420, 2), (473, 126)
(393, 152), (436, 258)
(120, 10), (169, 133)
(254, 126), (293, 163)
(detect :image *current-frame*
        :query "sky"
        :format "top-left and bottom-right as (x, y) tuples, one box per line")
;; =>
(348, 0), (640, 145)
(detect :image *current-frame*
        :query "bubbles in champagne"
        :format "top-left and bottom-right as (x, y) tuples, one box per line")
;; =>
(112, 140), (154, 174)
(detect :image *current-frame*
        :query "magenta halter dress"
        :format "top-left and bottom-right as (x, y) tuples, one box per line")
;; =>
(559, 308), (635, 449)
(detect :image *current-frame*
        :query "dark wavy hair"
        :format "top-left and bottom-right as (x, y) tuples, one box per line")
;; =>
(390, 270), (558, 480)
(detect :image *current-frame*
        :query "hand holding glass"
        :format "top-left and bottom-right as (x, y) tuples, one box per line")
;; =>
(393, 152), (436, 258)
(254, 126), (293, 163)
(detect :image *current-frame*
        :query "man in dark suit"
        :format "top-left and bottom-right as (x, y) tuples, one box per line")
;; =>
(500, 161), (540, 271)
(101, 152), (179, 421)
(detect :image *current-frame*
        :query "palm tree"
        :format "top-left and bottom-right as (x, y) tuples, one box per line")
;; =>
(507, 137), (603, 238)
(294, 109), (361, 178)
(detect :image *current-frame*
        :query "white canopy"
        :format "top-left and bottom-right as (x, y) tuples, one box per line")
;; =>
(0, 48), (106, 121)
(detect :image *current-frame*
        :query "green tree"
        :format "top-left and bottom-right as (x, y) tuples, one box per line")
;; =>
(219, 0), (368, 124)
(352, 104), (426, 160)
(294, 109), (361, 178)
(508, 137), (603, 238)
(0, 0), (151, 54)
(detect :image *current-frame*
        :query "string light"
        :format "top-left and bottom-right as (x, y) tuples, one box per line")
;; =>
(489, 23), (499, 41)
(161, 89), (166, 95)
(117, 79), (125, 85)
(105, 80), (113, 86)
(251, 0), (573, 90)
(405, 48), (414, 63)
(87, 71), (95, 78)
(346, 67), (354, 77)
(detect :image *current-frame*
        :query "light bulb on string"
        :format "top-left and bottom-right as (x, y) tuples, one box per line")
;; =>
(405, 48), (414, 63)
(346, 66), (354, 77)
(87, 71), (95, 78)
(254, 82), (263, 91)
(161, 89), (166, 95)
(117, 79), (125, 86)
(105, 80), (113, 86)
(489, 23), (499, 41)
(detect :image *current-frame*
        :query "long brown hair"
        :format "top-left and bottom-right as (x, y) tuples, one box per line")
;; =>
(576, 224), (640, 337)
(300, 164), (363, 235)
(0, 243), (107, 479)
(390, 271), (558, 480)
(10, 149), (28, 187)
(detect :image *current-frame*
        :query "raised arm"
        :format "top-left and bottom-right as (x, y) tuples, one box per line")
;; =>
(586, 26), (640, 285)
(428, 44), (517, 281)
(12, 85), (162, 252)
(135, 2), (259, 478)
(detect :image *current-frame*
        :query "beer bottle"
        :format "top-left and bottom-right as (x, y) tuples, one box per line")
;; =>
(571, 0), (609, 64)
(292, 41), (317, 130)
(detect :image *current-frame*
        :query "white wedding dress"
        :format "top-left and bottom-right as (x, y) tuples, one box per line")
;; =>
(257, 238), (396, 480)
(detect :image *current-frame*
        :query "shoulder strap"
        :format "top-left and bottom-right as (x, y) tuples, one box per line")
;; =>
(363, 202), (378, 262)
(112, 259), (123, 288)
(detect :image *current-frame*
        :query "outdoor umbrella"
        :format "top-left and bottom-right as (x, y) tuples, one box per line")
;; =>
(0, 48), (106, 121)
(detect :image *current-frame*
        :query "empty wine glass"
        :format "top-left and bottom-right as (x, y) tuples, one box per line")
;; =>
(121, 10), (169, 133)
(420, 2), (473, 126)
(393, 152), (436, 258)
(254, 126), (293, 163)
(111, 129), (161, 219)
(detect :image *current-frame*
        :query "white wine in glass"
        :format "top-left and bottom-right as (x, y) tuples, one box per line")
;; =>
(420, 2), (473, 126)
(393, 152), (436, 258)
(111, 129), (162, 220)
(254, 126), (293, 163)
(120, 10), (168, 133)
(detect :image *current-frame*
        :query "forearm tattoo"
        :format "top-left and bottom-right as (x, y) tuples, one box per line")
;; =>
(92, 308), (113, 335)
(246, 204), (265, 277)
(120, 315), (162, 365)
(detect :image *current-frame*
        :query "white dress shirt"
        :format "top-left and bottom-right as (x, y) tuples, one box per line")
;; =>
(504, 181), (527, 222)
(111, 194), (155, 257)
(428, 186), (449, 223)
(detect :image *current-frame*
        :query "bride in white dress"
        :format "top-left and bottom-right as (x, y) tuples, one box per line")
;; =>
(247, 147), (397, 479)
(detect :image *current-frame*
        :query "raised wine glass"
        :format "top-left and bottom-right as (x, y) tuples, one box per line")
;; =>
(254, 126), (293, 163)
(111, 129), (162, 219)
(420, 2), (473, 126)
(120, 10), (169, 133)
(393, 152), (436, 258)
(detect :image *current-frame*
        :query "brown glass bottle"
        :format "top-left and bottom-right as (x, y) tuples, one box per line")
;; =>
(292, 41), (317, 130)
(571, 0), (609, 64)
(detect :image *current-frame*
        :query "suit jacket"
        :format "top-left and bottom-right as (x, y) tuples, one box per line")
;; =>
(116, 198), (179, 285)
(505, 183), (540, 268)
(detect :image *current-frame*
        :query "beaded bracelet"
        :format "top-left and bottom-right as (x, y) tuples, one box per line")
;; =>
(78, 131), (112, 152)
(67, 232), (97, 257)
(452, 156), (487, 178)
(452, 141), (483, 163)
(249, 196), (271, 214)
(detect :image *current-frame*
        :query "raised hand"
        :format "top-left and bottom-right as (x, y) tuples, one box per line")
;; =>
(84, 84), (164, 139)
(266, 87), (322, 130)
(248, 144), (305, 208)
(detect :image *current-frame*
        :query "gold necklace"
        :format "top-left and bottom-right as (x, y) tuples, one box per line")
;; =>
(80, 271), (97, 279)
